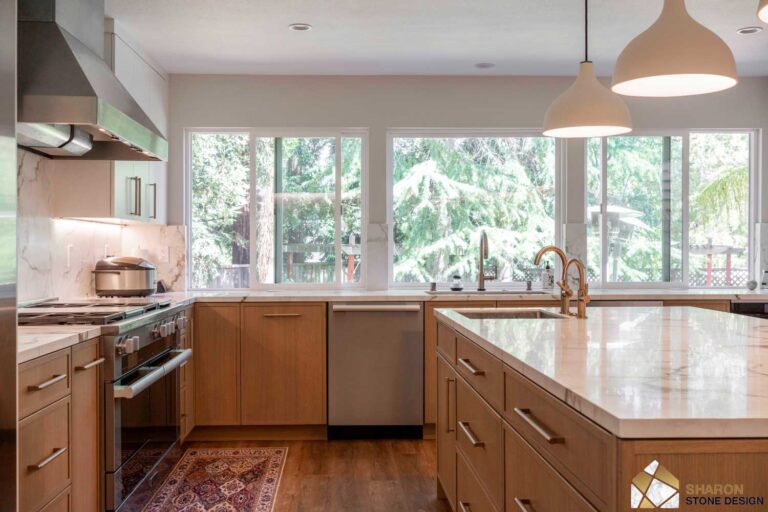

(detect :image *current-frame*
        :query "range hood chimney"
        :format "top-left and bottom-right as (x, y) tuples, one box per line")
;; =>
(17, 0), (168, 161)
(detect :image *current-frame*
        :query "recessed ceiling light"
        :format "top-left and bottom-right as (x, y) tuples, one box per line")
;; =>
(288, 23), (312, 32)
(737, 26), (763, 35)
(475, 62), (495, 69)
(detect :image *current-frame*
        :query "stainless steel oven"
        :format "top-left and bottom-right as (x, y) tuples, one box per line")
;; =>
(104, 310), (191, 511)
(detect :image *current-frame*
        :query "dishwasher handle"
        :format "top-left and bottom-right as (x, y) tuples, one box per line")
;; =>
(332, 304), (421, 313)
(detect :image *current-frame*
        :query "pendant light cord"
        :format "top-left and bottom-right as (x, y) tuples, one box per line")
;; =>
(584, 0), (589, 62)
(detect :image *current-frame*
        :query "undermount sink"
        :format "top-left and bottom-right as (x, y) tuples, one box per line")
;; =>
(459, 309), (567, 320)
(426, 290), (549, 295)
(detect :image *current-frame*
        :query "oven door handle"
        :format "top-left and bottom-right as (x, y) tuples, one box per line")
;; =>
(113, 349), (192, 400)
(162, 348), (192, 374)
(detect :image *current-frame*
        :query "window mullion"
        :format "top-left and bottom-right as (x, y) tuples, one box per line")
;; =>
(600, 137), (608, 286)
(335, 135), (343, 286)
(248, 131), (258, 289)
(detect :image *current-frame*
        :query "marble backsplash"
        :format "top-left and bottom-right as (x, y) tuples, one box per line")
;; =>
(18, 150), (187, 302)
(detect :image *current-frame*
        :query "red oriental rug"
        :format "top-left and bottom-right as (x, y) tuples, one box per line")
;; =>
(143, 447), (287, 512)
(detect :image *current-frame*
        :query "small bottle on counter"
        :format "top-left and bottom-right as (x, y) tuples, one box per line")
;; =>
(542, 263), (555, 290)
(450, 275), (464, 291)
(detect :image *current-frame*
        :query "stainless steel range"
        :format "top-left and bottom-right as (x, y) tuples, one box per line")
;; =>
(19, 298), (192, 511)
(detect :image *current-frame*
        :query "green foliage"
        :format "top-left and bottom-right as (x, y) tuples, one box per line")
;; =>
(392, 137), (555, 283)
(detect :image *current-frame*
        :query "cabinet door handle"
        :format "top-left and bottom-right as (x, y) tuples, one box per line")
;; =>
(29, 374), (66, 391)
(29, 447), (67, 470)
(458, 358), (485, 376)
(263, 313), (302, 318)
(128, 177), (138, 215)
(514, 498), (536, 512)
(136, 176), (142, 216)
(459, 502), (472, 512)
(148, 183), (157, 219)
(76, 357), (105, 372)
(445, 377), (455, 433)
(458, 421), (483, 447)
(514, 408), (564, 444)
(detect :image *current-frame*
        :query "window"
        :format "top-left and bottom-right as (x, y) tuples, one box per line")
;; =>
(588, 132), (754, 287)
(390, 133), (558, 285)
(189, 130), (365, 289)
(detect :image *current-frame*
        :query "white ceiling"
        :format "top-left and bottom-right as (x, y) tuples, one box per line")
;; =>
(105, 0), (768, 76)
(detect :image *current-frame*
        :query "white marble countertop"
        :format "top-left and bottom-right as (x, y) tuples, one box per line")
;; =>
(435, 306), (768, 439)
(156, 287), (768, 304)
(18, 325), (102, 364)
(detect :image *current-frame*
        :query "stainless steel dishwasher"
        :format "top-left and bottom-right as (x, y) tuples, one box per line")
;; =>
(328, 302), (424, 438)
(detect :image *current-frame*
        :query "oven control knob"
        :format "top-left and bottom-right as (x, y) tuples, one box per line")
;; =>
(159, 324), (169, 337)
(151, 323), (162, 338)
(176, 317), (188, 330)
(116, 336), (140, 355)
(168, 321), (177, 334)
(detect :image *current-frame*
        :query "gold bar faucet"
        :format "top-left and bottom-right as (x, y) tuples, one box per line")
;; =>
(533, 246), (571, 315)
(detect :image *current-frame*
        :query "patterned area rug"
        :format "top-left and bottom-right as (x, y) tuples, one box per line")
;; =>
(143, 447), (287, 512)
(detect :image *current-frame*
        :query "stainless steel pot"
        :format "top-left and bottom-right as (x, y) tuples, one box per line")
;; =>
(94, 256), (157, 297)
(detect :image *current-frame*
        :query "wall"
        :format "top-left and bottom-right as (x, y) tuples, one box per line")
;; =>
(168, 75), (768, 288)
(17, 150), (186, 302)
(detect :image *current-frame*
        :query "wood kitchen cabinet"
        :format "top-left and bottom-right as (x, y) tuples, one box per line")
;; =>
(662, 299), (731, 312)
(194, 304), (241, 425)
(240, 303), (327, 425)
(180, 306), (195, 441)
(70, 339), (103, 512)
(424, 301), (495, 427)
(19, 337), (102, 512)
(436, 354), (457, 511)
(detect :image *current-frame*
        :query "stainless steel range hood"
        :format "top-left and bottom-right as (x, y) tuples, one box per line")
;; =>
(17, 0), (168, 161)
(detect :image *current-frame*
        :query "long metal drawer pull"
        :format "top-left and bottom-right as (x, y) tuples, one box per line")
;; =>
(445, 378), (455, 433)
(29, 374), (66, 391)
(75, 357), (105, 372)
(458, 358), (485, 376)
(458, 421), (484, 447)
(331, 304), (421, 312)
(514, 498), (536, 512)
(514, 408), (565, 444)
(30, 447), (67, 470)
(459, 502), (472, 512)
(263, 313), (302, 318)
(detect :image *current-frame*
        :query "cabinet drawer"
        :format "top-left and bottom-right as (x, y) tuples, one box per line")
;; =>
(19, 349), (71, 420)
(456, 335), (503, 411)
(456, 377), (503, 510)
(505, 424), (597, 512)
(19, 398), (72, 512)
(457, 451), (498, 512)
(504, 367), (615, 509)
(39, 487), (71, 512)
(437, 321), (457, 362)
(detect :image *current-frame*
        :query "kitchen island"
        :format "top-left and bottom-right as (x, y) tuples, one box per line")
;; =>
(434, 306), (768, 511)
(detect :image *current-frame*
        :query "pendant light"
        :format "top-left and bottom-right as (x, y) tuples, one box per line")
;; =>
(543, 0), (632, 138)
(759, 0), (768, 23)
(612, 0), (737, 97)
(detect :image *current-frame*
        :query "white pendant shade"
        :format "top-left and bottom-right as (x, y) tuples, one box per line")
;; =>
(612, 0), (737, 97)
(760, 0), (768, 23)
(543, 62), (632, 138)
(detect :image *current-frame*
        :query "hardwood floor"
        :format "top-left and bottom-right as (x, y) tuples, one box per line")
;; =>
(184, 439), (450, 512)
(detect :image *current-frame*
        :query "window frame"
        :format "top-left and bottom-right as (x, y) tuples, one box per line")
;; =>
(185, 127), (369, 291)
(588, 129), (758, 289)
(386, 128), (564, 289)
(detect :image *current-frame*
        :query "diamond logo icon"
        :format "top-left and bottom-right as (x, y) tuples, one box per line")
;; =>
(630, 460), (680, 509)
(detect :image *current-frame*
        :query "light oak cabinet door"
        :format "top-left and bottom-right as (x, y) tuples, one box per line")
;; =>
(241, 303), (326, 425)
(425, 301), (495, 425)
(505, 423), (597, 512)
(71, 339), (103, 512)
(19, 398), (72, 512)
(39, 487), (71, 512)
(436, 354), (458, 511)
(194, 304), (241, 425)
